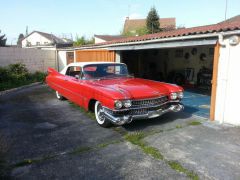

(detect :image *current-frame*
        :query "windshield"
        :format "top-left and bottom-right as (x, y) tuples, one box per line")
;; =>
(82, 63), (129, 80)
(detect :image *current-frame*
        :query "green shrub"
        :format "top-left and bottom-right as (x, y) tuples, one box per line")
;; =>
(0, 67), (9, 82)
(0, 63), (47, 91)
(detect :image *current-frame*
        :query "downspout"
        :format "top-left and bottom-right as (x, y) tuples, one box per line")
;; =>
(218, 33), (226, 47)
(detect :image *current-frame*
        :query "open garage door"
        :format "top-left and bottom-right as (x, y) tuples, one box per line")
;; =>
(121, 45), (215, 118)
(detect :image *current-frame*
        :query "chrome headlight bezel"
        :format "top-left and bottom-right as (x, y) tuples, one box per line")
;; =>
(170, 92), (178, 100)
(123, 100), (132, 108)
(114, 100), (123, 109)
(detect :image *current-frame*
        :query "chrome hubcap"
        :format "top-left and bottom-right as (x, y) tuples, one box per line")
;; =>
(97, 104), (105, 122)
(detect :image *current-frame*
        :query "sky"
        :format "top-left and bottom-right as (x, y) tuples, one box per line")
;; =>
(1, 0), (240, 45)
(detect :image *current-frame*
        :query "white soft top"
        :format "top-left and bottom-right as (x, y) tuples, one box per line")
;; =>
(60, 61), (125, 74)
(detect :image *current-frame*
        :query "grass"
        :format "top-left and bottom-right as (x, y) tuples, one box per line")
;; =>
(188, 121), (202, 126)
(68, 101), (95, 120)
(124, 132), (163, 160)
(168, 161), (199, 180)
(124, 131), (199, 180)
(70, 147), (92, 155)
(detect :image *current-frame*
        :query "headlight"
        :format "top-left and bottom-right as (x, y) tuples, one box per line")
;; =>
(114, 100), (123, 109)
(178, 91), (184, 99)
(170, 92), (178, 100)
(123, 100), (132, 108)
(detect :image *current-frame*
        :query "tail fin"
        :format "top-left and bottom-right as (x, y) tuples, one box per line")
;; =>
(48, 67), (57, 74)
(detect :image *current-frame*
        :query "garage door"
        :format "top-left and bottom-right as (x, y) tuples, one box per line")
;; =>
(75, 49), (115, 62)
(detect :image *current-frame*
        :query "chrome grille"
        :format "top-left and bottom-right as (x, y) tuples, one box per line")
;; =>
(106, 104), (170, 116)
(132, 96), (168, 107)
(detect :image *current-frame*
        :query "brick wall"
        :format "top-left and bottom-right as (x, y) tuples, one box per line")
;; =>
(0, 47), (56, 72)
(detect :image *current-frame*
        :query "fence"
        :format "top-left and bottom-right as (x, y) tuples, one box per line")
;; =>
(0, 47), (56, 72)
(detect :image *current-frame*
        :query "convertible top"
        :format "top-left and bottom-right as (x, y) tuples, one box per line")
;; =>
(60, 61), (125, 75)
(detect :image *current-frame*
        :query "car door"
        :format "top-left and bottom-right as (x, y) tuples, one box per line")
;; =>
(64, 66), (84, 106)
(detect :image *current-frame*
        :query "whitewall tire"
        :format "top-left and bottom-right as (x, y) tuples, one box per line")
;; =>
(56, 91), (65, 100)
(95, 101), (111, 127)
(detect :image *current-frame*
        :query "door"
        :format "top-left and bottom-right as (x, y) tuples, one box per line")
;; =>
(66, 52), (74, 65)
(64, 66), (84, 106)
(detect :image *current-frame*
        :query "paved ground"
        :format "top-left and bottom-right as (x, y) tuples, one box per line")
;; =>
(0, 84), (240, 179)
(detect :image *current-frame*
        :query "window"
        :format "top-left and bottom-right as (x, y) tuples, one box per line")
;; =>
(36, 42), (40, 46)
(82, 63), (129, 79)
(44, 42), (48, 45)
(66, 66), (82, 78)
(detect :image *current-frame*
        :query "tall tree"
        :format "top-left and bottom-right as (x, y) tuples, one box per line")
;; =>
(0, 30), (7, 47)
(146, 7), (160, 34)
(17, 33), (24, 47)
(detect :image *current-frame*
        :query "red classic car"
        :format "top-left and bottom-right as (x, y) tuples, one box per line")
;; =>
(46, 62), (184, 127)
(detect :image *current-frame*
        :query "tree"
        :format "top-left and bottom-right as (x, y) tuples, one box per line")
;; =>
(17, 33), (24, 47)
(74, 35), (94, 46)
(0, 30), (7, 47)
(146, 7), (160, 34)
(122, 27), (148, 37)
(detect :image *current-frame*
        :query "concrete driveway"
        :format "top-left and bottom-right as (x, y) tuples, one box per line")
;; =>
(0, 84), (240, 179)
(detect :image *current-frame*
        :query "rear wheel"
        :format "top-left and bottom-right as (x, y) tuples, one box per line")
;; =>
(95, 101), (112, 128)
(56, 91), (65, 100)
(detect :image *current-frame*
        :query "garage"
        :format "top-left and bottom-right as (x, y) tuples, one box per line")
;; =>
(120, 45), (214, 118)
(71, 17), (240, 125)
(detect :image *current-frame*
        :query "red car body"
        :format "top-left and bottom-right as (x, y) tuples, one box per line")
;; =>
(46, 62), (184, 127)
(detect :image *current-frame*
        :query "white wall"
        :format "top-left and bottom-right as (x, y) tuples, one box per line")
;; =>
(57, 50), (67, 71)
(94, 37), (106, 44)
(215, 35), (240, 125)
(22, 32), (51, 47)
(0, 47), (56, 72)
(115, 51), (121, 63)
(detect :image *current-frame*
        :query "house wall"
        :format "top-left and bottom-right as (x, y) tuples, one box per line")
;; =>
(215, 35), (240, 125)
(0, 47), (56, 72)
(94, 37), (106, 44)
(22, 32), (51, 47)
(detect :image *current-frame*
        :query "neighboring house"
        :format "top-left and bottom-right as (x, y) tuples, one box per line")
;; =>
(94, 35), (125, 44)
(123, 17), (176, 34)
(21, 31), (73, 49)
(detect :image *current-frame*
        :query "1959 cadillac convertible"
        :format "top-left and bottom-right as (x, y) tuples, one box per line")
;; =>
(46, 62), (184, 127)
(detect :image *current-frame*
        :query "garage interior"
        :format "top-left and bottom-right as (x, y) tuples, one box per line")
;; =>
(121, 45), (215, 118)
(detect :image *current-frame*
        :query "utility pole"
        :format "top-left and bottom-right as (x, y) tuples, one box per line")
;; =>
(225, 0), (228, 20)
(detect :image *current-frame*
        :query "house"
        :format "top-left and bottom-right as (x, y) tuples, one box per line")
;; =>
(63, 15), (240, 126)
(94, 35), (125, 44)
(123, 17), (176, 34)
(21, 31), (73, 49)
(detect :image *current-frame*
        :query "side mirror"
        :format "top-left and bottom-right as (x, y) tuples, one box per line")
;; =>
(75, 75), (80, 79)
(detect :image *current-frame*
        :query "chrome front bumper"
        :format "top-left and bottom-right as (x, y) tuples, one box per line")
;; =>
(103, 103), (184, 125)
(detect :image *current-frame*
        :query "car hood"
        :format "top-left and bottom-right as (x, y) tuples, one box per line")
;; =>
(90, 77), (182, 100)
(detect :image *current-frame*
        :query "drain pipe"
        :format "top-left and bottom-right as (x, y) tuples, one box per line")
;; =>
(218, 33), (226, 47)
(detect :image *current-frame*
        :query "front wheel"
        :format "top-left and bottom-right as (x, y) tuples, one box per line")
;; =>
(95, 101), (112, 128)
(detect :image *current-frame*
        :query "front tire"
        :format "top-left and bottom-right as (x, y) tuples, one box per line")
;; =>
(56, 91), (65, 100)
(95, 101), (112, 128)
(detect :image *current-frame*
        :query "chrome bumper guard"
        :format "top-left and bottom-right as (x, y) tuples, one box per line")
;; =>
(103, 103), (184, 125)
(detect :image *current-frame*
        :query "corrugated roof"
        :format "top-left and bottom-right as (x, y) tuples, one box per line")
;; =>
(94, 35), (125, 41)
(77, 17), (240, 48)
